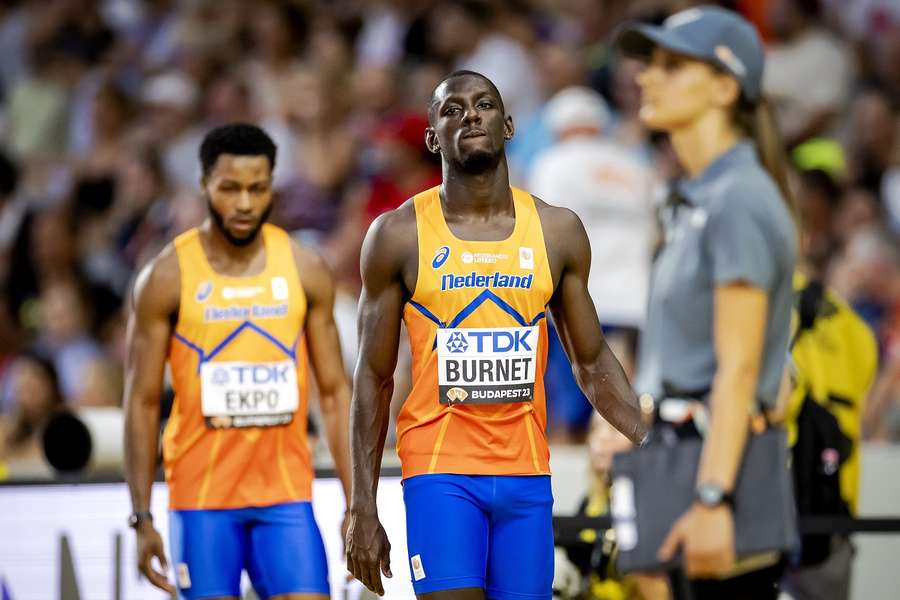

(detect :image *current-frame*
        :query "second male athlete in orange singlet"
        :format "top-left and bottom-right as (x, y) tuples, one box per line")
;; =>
(124, 124), (350, 600)
(345, 71), (648, 600)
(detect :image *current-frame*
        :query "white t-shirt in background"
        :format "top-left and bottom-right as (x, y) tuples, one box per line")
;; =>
(529, 136), (658, 327)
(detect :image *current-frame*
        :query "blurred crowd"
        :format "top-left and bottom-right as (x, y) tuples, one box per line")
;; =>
(1, 0), (900, 479)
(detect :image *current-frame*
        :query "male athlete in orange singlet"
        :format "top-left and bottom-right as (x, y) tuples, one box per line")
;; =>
(345, 71), (647, 600)
(124, 123), (350, 600)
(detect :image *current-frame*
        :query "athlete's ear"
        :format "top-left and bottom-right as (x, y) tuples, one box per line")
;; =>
(503, 115), (514, 141)
(425, 127), (441, 154)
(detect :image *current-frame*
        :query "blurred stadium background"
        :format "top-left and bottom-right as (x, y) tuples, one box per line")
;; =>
(0, 0), (899, 598)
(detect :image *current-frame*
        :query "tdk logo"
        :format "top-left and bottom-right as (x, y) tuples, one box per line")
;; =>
(445, 329), (533, 353)
(441, 271), (533, 291)
(445, 331), (469, 353)
(432, 246), (450, 269)
(211, 364), (292, 385)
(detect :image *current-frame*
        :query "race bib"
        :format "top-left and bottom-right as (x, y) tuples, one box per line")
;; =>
(436, 326), (538, 405)
(200, 360), (298, 428)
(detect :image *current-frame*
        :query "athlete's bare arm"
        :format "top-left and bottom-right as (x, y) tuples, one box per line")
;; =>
(290, 242), (352, 519)
(123, 247), (180, 594)
(537, 200), (648, 445)
(346, 203), (417, 596)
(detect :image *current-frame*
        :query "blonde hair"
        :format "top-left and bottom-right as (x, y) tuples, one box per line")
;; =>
(735, 96), (798, 222)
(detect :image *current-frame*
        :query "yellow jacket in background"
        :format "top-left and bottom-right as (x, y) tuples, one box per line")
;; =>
(786, 274), (878, 514)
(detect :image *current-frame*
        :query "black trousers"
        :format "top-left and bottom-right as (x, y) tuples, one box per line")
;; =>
(669, 561), (784, 600)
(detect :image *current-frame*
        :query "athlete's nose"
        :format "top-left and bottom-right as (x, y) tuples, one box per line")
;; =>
(462, 104), (481, 125)
(236, 189), (252, 211)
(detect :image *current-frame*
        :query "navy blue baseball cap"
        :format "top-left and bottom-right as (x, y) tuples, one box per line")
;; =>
(614, 5), (765, 103)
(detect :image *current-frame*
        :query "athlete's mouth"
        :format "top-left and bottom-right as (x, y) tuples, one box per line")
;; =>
(231, 218), (256, 231)
(461, 129), (487, 139)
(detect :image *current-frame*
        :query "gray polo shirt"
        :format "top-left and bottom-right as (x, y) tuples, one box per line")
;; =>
(635, 140), (797, 409)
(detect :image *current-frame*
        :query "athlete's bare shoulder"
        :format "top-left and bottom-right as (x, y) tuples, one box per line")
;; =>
(132, 242), (181, 319)
(365, 199), (417, 253)
(287, 236), (334, 306)
(530, 194), (591, 285)
(361, 199), (418, 290)
(531, 195), (585, 236)
(531, 194), (589, 250)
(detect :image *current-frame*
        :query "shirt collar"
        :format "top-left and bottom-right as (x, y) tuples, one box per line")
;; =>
(672, 139), (757, 207)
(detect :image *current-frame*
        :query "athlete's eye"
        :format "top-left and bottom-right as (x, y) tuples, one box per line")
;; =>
(444, 106), (460, 116)
(478, 102), (493, 109)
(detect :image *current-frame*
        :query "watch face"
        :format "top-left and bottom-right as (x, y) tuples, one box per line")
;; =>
(698, 485), (723, 506)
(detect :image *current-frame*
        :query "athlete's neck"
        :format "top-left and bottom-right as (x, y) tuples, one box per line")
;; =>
(440, 157), (513, 218)
(200, 220), (265, 269)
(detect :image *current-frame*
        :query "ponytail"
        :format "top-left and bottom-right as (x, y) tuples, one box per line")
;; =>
(736, 96), (797, 223)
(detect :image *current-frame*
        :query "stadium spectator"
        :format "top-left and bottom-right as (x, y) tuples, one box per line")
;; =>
(780, 148), (878, 598)
(530, 86), (656, 332)
(529, 85), (657, 439)
(242, 0), (309, 117)
(428, 0), (542, 123)
(0, 353), (62, 479)
(274, 67), (357, 243)
(763, 0), (855, 146)
(34, 280), (103, 403)
(326, 112), (440, 290)
(355, 1), (414, 68)
(790, 138), (848, 278)
(506, 42), (588, 183)
(77, 81), (134, 179)
(4, 42), (79, 160)
(137, 70), (203, 191)
(827, 227), (900, 440)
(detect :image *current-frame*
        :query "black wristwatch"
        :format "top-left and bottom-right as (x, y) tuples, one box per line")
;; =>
(127, 511), (153, 529)
(695, 482), (735, 508)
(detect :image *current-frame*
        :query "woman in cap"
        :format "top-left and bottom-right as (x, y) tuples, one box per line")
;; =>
(615, 6), (797, 599)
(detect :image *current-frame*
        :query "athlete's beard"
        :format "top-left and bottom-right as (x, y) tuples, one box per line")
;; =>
(457, 146), (503, 174)
(206, 196), (273, 247)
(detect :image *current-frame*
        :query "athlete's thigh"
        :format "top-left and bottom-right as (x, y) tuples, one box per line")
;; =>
(169, 508), (246, 600)
(486, 476), (555, 600)
(245, 502), (330, 599)
(404, 474), (490, 596)
(267, 594), (328, 600)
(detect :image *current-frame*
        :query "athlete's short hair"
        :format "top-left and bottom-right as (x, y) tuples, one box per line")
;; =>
(199, 123), (277, 177)
(427, 70), (506, 125)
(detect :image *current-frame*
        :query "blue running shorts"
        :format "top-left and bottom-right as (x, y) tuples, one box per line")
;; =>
(403, 474), (554, 599)
(169, 501), (329, 599)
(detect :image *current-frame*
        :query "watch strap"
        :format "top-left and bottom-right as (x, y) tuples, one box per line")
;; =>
(696, 483), (735, 508)
(128, 511), (153, 529)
